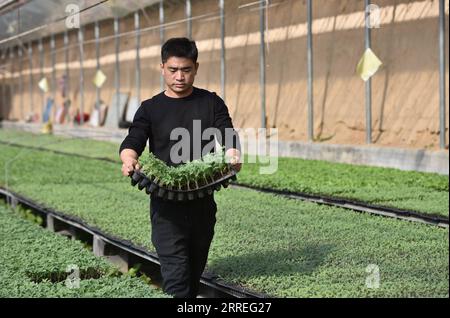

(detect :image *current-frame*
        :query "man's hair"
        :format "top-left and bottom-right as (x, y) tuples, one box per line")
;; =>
(161, 37), (198, 64)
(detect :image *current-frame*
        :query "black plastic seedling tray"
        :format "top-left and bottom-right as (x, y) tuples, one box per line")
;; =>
(130, 165), (237, 201)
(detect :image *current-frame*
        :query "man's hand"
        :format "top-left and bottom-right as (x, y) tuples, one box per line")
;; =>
(121, 159), (141, 176)
(225, 148), (242, 173)
(120, 149), (141, 176)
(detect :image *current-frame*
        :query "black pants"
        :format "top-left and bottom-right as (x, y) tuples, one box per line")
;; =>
(150, 194), (217, 298)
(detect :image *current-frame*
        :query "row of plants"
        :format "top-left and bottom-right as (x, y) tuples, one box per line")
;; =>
(0, 129), (119, 161)
(0, 202), (168, 298)
(0, 129), (447, 216)
(133, 151), (237, 201)
(140, 150), (231, 190)
(0, 143), (448, 297)
(236, 156), (449, 217)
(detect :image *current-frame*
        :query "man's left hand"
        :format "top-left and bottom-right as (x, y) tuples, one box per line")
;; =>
(225, 148), (242, 172)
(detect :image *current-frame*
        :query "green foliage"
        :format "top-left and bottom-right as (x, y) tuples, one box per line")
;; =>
(126, 263), (153, 285)
(0, 203), (169, 298)
(0, 129), (447, 215)
(210, 188), (449, 297)
(237, 155), (449, 216)
(127, 264), (141, 278)
(0, 129), (120, 162)
(0, 129), (448, 297)
(15, 206), (43, 226)
(140, 150), (230, 189)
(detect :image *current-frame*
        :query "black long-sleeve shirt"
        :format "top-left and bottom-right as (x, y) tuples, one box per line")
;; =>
(119, 87), (240, 167)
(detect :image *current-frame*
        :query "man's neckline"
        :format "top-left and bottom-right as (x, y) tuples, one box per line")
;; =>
(163, 87), (196, 100)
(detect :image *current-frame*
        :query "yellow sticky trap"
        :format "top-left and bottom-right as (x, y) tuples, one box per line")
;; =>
(93, 70), (107, 88)
(41, 121), (53, 135)
(356, 48), (382, 81)
(38, 77), (49, 93)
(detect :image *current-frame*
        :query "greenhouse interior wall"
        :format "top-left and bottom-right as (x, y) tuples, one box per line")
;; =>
(0, 0), (448, 155)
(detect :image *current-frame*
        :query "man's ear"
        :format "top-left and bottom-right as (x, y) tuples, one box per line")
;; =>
(195, 62), (199, 74)
(160, 63), (164, 75)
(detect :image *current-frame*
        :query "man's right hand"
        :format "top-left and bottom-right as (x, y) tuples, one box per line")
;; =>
(120, 149), (140, 176)
(121, 159), (141, 176)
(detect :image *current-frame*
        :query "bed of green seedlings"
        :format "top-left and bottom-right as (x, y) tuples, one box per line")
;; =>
(0, 129), (119, 161)
(0, 143), (448, 297)
(0, 203), (168, 298)
(237, 156), (449, 217)
(0, 129), (447, 216)
(140, 150), (231, 190)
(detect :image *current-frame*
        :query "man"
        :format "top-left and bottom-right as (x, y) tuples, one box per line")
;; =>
(119, 37), (241, 298)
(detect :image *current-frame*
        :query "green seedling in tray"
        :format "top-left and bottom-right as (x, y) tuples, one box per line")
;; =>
(130, 148), (238, 201)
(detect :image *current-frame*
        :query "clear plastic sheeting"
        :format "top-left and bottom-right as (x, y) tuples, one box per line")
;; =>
(0, 0), (161, 49)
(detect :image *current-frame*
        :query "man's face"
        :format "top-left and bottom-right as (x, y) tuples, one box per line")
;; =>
(161, 56), (199, 96)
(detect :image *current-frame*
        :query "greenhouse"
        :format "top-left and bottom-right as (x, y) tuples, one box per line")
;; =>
(0, 0), (448, 302)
